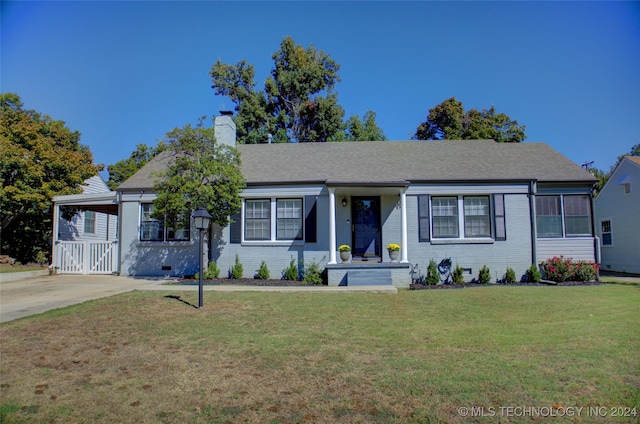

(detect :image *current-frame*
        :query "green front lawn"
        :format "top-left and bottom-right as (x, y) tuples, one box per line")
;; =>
(1, 285), (638, 423)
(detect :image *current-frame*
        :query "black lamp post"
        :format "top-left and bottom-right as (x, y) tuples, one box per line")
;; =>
(193, 207), (212, 308)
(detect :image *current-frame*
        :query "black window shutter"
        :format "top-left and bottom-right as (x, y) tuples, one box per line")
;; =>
(304, 195), (317, 243)
(418, 195), (430, 242)
(494, 194), (506, 241)
(229, 211), (241, 244)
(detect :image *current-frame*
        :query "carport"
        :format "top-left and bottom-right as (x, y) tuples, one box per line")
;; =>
(51, 192), (120, 274)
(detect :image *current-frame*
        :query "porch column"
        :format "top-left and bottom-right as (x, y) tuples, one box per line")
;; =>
(52, 203), (60, 268)
(400, 190), (409, 263)
(328, 187), (337, 264)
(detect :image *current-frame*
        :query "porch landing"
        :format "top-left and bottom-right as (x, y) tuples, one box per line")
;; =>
(325, 262), (411, 289)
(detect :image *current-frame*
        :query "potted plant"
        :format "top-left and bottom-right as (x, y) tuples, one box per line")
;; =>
(386, 243), (400, 262)
(338, 245), (351, 263)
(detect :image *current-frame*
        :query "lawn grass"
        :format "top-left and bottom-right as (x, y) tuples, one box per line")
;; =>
(0, 266), (45, 274)
(1, 285), (638, 423)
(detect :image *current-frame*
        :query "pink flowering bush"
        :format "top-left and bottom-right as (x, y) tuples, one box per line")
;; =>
(540, 256), (599, 282)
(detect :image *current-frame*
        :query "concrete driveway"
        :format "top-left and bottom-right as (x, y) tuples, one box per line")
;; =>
(0, 274), (167, 323)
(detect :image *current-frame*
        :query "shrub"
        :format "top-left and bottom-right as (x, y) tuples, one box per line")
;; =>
(196, 261), (220, 280)
(540, 256), (572, 282)
(573, 261), (599, 282)
(526, 264), (541, 283)
(478, 265), (491, 284)
(451, 263), (465, 284)
(426, 259), (440, 285)
(207, 262), (220, 279)
(282, 256), (299, 281)
(338, 244), (351, 252)
(255, 260), (270, 280)
(34, 250), (48, 265)
(230, 254), (244, 279)
(302, 257), (325, 285)
(504, 267), (517, 284)
(539, 256), (599, 282)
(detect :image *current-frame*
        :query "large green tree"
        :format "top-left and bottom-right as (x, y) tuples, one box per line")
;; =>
(414, 97), (526, 143)
(0, 93), (100, 262)
(343, 111), (387, 141)
(152, 120), (245, 227)
(211, 36), (384, 143)
(107, 142), (167, 190)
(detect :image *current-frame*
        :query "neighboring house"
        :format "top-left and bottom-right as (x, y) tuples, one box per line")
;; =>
(52, 113), (598, 286)
(594, 156), (640, 274)
(52, 175), (118, 274)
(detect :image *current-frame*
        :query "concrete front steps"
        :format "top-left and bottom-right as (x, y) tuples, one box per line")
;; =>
(347, 269), (393, 287)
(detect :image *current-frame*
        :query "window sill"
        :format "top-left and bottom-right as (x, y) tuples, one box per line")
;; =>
(242, 240), (305, 247)
(137, 241), (193, 247)
(431, 238), (494, 245)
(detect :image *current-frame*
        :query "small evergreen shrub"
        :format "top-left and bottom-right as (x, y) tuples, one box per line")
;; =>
(451, 263), (465, 284)
(207, 262), (220, 279)
(504, 267), (517, 284)
(282, 256), (299, 281)
(196, 262), (220, 280)
(302, 257), (325, 285)
(230, 254), (244, 279)
(255, 260), (270, 280)
(526, 264), (541, 283)
(426, 259), (440, 285)
(478, 265), (491, 284)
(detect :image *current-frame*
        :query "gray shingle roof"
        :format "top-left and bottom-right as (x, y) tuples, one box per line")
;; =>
(116, 140), (596, 191)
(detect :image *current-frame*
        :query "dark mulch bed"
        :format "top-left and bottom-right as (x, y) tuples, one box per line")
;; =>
(409, 281), (604, 290)
(175, 278), (316, 286)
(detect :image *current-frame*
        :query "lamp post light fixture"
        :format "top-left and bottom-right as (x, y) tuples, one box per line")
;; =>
(193, 207), (212, 308)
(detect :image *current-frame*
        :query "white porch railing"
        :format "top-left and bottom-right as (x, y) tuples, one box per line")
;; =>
(55, 241), (118, 274)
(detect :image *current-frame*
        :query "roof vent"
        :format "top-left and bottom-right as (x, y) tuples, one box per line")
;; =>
(219, 110), (233, 116)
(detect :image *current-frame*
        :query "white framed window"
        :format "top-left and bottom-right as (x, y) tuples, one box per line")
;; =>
(84, 210), (96, 234)
(432, 197), (458, 238)
(464, 196), (491, 237)
(140, 203), (190, 242)
(431, 195), (492, 239)
(601, 219), (612, 246)
(623, 183), (631, 194)
(244, 198), (304, 241)
(245, 199), (271, 240)
(276, 199), (303, 240)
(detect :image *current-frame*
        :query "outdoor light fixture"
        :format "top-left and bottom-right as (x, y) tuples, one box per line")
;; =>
(192, 207), (212, 309)
(342, 197), (347, 207)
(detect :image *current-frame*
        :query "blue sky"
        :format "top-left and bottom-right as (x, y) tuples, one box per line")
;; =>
(2, 1), (639, 180)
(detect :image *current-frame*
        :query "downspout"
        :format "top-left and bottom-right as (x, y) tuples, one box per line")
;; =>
(529, 180), (538, 266)
(590, 183), (601, 267)
(115, 191), (122, 275)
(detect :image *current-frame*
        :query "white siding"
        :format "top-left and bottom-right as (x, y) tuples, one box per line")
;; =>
(536, 238), (596, 263)
(595, 158), (640, 274)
